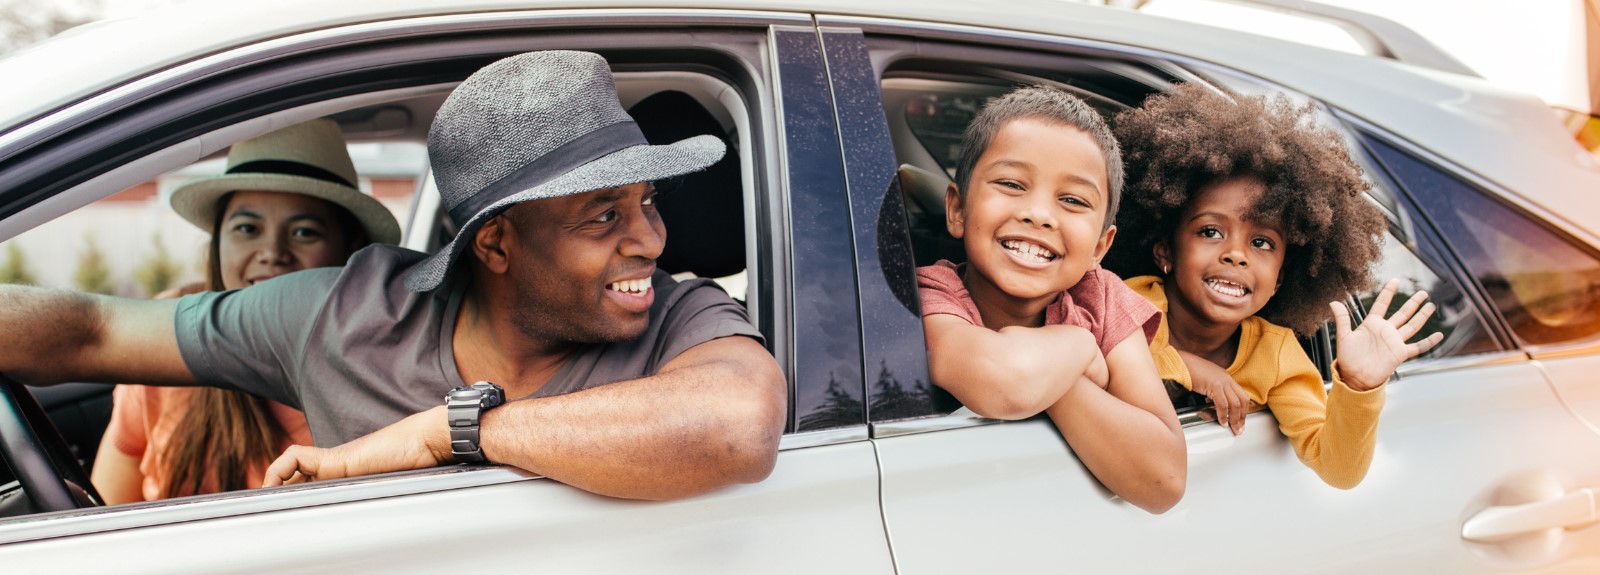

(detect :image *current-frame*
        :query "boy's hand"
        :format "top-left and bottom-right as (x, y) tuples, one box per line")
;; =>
(1188, 360), (1249, 435)
(1331, 279), (1445, 392)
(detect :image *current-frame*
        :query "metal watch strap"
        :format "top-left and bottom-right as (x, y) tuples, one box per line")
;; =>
(446, 381), (505, 463)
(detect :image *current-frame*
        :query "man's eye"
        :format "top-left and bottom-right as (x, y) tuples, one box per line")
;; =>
(642, 193), (657, 207)
(594, 209), (617, 223)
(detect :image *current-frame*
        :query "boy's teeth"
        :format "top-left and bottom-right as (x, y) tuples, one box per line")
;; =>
(1002, 239), (1055, 262)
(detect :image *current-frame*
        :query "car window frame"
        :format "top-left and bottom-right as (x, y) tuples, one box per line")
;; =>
(0, 9), (836, 540)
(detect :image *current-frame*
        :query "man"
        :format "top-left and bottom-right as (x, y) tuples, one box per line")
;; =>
(0, 50), (786, 501)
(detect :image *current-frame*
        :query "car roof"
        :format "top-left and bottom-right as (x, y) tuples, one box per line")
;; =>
(3, 0), (1598, 240)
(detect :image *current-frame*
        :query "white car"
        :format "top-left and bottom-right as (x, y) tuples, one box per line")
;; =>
(1, 1), (1597, 573)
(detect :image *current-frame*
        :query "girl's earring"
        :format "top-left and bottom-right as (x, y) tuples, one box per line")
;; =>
(1161, 265), (1169, 274)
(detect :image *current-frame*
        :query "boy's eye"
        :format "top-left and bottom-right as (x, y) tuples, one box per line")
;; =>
(1251, 237), (1275, 250)
(994, 180), (1024, 191)
(1059, 195), (1090, 209)
(1197, 226), (1222, 239)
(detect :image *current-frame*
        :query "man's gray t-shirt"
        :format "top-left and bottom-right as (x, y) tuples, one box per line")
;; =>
(174, 245), (763, 446)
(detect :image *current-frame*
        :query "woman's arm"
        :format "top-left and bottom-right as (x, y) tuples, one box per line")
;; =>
(1045, 331), (1186, 513)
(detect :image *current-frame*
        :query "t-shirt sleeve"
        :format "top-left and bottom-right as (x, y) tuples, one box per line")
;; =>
(1082, 268), (1162, 357)
(916, 261), (979, 325)
(1266, 335), (1386, 489)
(657, 280), (765, 368)
(107, 384), (150, 458)
(172, 269), (339, 407)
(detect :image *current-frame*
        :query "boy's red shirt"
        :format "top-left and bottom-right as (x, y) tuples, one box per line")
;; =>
(916, 259), (1160, 356)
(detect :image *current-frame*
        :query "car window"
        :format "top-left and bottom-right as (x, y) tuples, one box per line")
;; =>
(1360, 135), (1600, 347)
(0, 141), (425, 298)
(0, 68), (766, 520)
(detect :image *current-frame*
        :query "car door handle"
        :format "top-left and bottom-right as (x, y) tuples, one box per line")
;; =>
(1461, 487), (1599, 542)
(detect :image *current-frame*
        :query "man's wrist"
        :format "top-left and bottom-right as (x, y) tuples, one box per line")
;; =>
(423, 406), (453, 463)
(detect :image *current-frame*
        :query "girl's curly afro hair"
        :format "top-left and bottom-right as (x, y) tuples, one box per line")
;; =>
(1105, 83), (1386, 335)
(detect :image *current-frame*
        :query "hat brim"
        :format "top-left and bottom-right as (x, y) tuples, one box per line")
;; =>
(404, 134), (726, 292)
(170, 173), (402, 245)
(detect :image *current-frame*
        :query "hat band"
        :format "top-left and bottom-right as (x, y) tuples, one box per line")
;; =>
(447, 120), (647, 225)
(226, 159), (356, 188)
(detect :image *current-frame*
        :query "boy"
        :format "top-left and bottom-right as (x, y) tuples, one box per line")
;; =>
(918, 86), (1186, 514)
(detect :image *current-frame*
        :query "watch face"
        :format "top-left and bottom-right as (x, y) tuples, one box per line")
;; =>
(447, 388), (484, 402)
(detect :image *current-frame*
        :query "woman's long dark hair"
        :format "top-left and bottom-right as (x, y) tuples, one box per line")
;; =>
(158, 192), (366, 497)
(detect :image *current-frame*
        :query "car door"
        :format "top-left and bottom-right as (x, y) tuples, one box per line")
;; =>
(0, 9), (892, 573)
(816, 17), (1600, 574)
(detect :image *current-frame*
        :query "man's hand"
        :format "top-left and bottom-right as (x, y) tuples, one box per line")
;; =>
(263, 407), (451, 486)
(1330, 279), (1445, 392)
(1184, 355), (1250, 435)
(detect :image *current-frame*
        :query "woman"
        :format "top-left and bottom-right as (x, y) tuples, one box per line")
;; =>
(90, 119), (401, 503)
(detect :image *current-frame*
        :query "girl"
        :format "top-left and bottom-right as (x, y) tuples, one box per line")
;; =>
(1109, 84), (1442, 489)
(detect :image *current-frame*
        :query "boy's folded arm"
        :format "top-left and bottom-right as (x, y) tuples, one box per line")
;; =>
(1047, 331), (1186, 513)
(923, 314), (1098, 420)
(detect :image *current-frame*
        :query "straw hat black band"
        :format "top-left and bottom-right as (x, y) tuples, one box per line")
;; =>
(226, 159), (356, 188)
(445, 120), (646, 225)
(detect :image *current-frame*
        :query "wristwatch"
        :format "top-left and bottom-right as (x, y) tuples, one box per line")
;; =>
(445, 381), (506, 463)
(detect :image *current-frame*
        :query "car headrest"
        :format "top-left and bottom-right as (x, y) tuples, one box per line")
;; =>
(897, 163), (966, 266)
(629, 91), (744, 279)
(897, 163), (951, 221)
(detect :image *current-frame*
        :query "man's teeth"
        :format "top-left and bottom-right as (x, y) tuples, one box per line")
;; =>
(1206, 279), (1247, 297)
(1001, 239), (1057, 262)
(608, 279), (650, 295)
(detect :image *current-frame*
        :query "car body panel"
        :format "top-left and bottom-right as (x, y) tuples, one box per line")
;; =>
(0, 442), (894, 573)
(875, 362), (1600, 573)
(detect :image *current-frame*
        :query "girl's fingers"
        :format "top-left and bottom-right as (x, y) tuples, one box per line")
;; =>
(1409, 332), (1445, 357)
(1388, 290), (1430, 326)
(1398, 302), (1436, 339)
(1330, 301), (1352, 337)
(1367, 279), (1400, 317)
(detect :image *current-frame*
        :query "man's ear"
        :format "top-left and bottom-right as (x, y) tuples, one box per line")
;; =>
(1152, 240), (1172, 275)
(1093, 224), (1117, 266)
(944, 182), (966, 239)
(470, 214), (513, 275)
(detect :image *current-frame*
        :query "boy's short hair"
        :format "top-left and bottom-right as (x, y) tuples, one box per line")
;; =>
(1107, 83), (1386, 335)
(953, 85), (1123, 230)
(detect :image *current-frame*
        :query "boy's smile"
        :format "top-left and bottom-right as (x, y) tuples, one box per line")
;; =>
(1158, 177), (1286, 334)
(946, 117), (1115, 327)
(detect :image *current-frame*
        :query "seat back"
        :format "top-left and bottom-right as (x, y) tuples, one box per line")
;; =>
(897, 163), (965, 266)
(629, 91), (744, 279)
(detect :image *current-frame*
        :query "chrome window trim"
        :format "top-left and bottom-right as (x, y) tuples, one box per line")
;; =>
(1394, 350), (1530, 378)
(780, 426), (870, 449)
(0, 465), (534, 545)
(870, 409), (1006, 439)
(0, 8), (810, 155)
(1525, 340), (1600, 361)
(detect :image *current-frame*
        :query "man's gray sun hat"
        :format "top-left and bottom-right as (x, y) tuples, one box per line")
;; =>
(404, 50), (726, 292)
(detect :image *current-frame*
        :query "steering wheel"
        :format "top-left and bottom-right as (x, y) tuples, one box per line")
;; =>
(0, 375), (101, 514)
